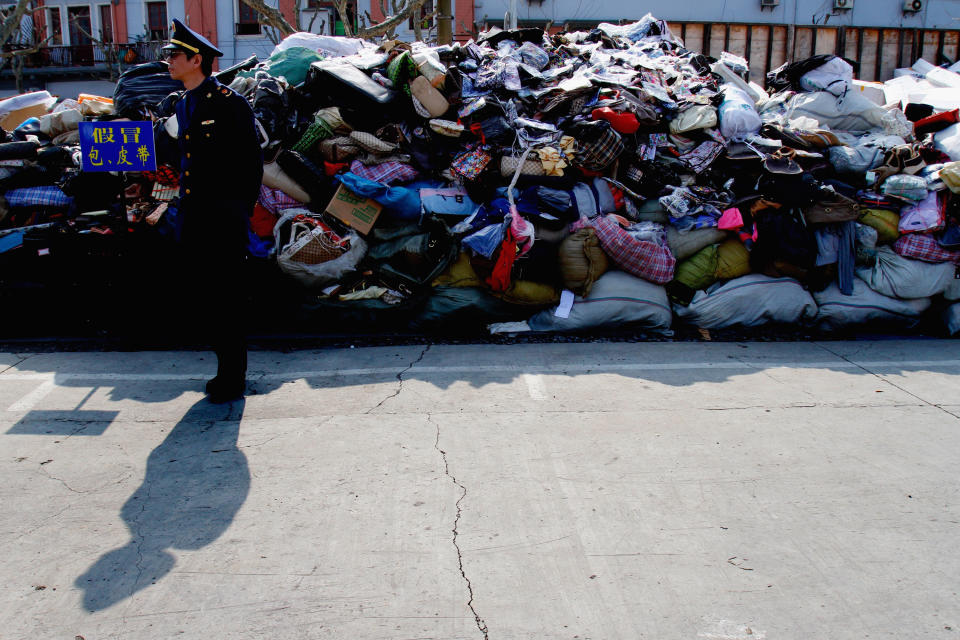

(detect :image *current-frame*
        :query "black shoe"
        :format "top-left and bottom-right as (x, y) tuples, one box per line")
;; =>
(205, 376), (246, 403)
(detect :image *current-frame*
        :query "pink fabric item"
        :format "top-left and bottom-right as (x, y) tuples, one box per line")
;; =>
(718, 207), (744, 230)
(899, 191), (944, 234)
(509, 208), (535, 256)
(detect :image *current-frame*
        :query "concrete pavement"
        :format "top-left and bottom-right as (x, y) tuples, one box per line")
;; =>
(1, 339), (959, 639)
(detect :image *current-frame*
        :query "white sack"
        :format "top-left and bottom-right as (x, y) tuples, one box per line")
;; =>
(814, 280), (930, 330)
(673, 274), (818, 329)
(272, 32), (367, 58)
(855, 246), (956, 299)
(944, 303), (960, 335)
(718, 84), (761, 140)
(786, 90), (888, 134)
(527, 270), (673, 333)
(935, 123), (960, 161)
(800, 56), (854, 97)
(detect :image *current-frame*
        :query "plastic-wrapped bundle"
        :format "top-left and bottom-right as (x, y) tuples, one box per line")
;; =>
(113, 62), (183, 118)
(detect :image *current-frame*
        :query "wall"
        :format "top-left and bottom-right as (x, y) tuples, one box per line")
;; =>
(474, 0), (960, 30)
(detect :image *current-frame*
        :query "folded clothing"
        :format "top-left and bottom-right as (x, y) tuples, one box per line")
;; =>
(5, 185), (72, 208)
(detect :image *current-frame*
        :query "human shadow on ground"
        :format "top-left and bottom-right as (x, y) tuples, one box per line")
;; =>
(74, 397), (248, 612)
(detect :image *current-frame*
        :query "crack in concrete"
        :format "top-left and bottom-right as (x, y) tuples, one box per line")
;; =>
(430, 412), (489, 640)
(37, 465), (88, 494)
(0, 353), (36, 376)
(367, 344), (432, 414)
(4, 503), (75, 543)
(123, 481), (153, 623)
(815, 343), (960, 421)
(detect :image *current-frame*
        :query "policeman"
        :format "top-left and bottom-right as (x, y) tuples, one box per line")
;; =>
(162, 19), (263, 402)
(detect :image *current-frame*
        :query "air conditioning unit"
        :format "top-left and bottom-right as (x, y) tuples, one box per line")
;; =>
(833, 0), (852, 10)
(759, 0), (779, 7)
(903, 0), (924, 12)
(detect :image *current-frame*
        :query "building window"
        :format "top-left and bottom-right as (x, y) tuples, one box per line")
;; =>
(408, 0), (433, 30)
(146, 1), (167, 40)
(67, 6), (93, 46)
(99, 4), (113, 42)
(48, 7), (63, 44)
(236, 0), (261, 35)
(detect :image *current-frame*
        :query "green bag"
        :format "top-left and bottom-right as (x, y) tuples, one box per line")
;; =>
(239, 46), (324, 87)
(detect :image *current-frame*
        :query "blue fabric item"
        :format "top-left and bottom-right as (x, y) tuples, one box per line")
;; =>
(247, 229), (274, 258)
(5, 186), (73, 208)
(336, 172), (422, 219)
(462, 222), (505, 259)
(535, 186), (573, 214)
(420, 187), (480, 217)
(837, 220), (855, 296)
(156, 202), (183, 242)
(15, 117), (40, 131)
(670, 213), (718, 232)
(451, 204), (504, 235)
(0, 230), (24, 254)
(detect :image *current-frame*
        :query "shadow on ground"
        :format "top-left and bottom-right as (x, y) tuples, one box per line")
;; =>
(73, 398), (248, 612)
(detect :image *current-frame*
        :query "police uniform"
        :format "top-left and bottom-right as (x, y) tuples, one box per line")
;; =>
(163, 20), (263, 401)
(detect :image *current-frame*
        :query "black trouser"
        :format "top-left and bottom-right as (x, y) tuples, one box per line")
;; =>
(179, 244), (248, 383)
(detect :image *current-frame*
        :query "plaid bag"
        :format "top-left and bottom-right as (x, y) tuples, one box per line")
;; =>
(589, 215), (675, 284)
(893, 232), (960, 265)
(571, 120), (624, 171)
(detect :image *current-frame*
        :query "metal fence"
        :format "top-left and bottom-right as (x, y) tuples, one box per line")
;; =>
(3, 41), (164, 69)
(671, 21), (960, 83)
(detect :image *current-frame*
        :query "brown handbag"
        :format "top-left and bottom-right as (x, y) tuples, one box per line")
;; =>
(803, 192), (860, 224)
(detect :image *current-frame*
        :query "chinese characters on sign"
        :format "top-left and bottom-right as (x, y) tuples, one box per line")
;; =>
(79, 121), (157, 172)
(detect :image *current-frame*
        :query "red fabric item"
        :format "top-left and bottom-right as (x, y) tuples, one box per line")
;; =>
(591, 107), (640, 134)
(914, 109), (960, 137)
(608, 184), (625, 210)
(578, 167), (604, 178)
(249, 203), (278, 239)
(486, 231), (518, 292)
(324, 161), (349, 176)
(469, 122), (486, 144)
(142, 164), (179, 186)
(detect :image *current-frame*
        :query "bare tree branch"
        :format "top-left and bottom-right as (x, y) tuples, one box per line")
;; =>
(0, 0), (32, 47)
(238, 0), (296, 37)
(355, 0), (427, 38)
(0, 35), (52, 58)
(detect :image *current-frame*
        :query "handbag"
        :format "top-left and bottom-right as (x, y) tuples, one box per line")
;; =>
(281, 217), (349, 265)
(803, 192), (860, 224)
(500, 155), (545, 177)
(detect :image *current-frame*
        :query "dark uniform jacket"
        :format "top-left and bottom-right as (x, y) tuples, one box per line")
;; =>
(174, 76), (263, 256)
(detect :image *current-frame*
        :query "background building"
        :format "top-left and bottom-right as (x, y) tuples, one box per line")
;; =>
(2, 0), (959, 96)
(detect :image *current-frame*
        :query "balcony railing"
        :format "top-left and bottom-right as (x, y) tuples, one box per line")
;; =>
(3, 41), (165, 69)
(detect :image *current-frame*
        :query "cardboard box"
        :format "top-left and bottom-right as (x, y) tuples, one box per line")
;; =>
(324, 184), (383, 235)
(0, 103), (50, 132)
(851, 80), (886, 106)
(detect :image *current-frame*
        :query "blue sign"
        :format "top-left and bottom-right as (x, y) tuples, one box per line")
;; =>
(79, 121), (157, 172)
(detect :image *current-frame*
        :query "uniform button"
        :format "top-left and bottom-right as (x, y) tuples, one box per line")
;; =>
(186, 152), (191, 158)
(185, 134), (190, 140)
(206, 93), (212, 98)
(185, 188), (191, 194)
(185, 171), (190, 176)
